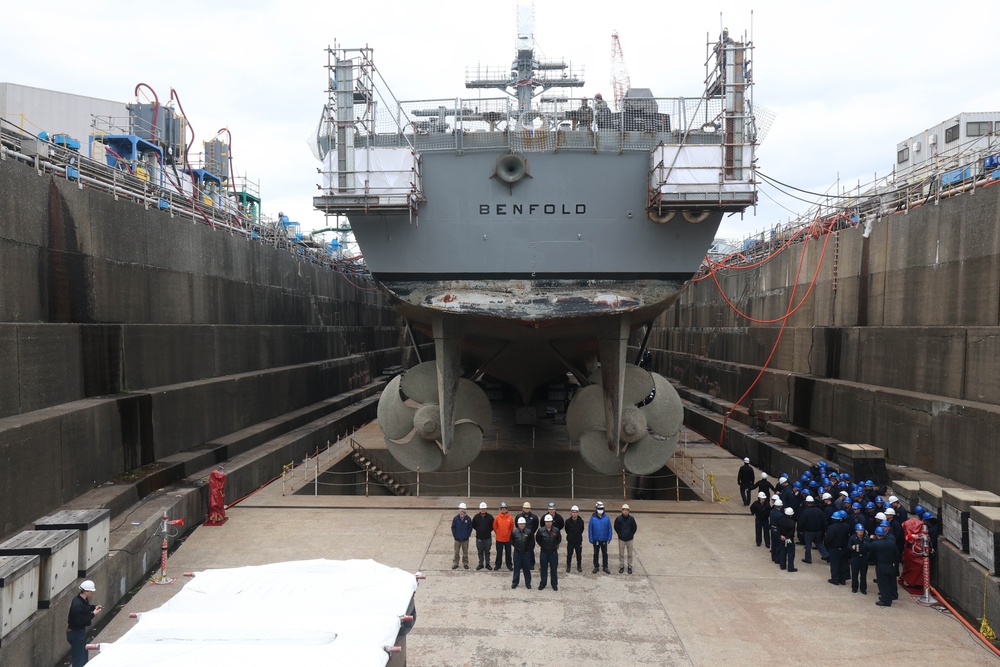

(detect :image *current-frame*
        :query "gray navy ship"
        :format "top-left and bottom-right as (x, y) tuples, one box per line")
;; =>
(314, 8), (760, 476)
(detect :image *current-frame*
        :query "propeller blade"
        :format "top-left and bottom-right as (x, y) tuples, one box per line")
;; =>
(579, 430), (624, 475)
(399, 361), (439, 405)
(454, 379), (491, 432)
(623, 364), (655, 406)
(643, 373), (683, 437)
(386, 433), (445, 473)
(438, 422), (484, 472)
(622, 432), (680, 476)
(377, 376), (417, 441)
(566, 385), (605, 443)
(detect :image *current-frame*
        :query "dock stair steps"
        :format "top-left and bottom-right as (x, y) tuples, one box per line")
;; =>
(350, 440), (410, 496)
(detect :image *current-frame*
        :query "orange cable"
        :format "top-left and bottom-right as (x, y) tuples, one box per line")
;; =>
(930, 586), (1000, 658)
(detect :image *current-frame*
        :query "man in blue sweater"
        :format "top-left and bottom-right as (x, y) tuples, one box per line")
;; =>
(588, 501), (612, 574)
(451, 502), (473, 570)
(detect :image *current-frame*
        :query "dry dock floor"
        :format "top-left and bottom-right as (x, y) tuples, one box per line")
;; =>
(93, 431), (998, 666)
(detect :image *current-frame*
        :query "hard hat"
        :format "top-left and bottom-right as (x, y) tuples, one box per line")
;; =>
(761, 472), (768, 479)
(803, 471), (813, 479)
(840, 491), (849, 497)
(743, 457), (750, 463)
(596, 501), (605, 509)
(758, 492), (767, 499)
(818, 460), (827, 467)
(875, 526), (886, 535)
(875, 512), (886, 521)
(865, 479), (874, 486)
(793, 482), (802, 489)
(523, 502), (531, 509)
(830, 471), (839, 478)
(571, 505), (579, 512)
(851, 502), (861, 510)
(771, 494), (779, 501)
(879, 520), (890, 527)
(821, 493), (832, 500)
(888, 496), (898, 504)
(458, 502), (467, 510)
(854, 523), (865, 531)
(479, 502), (488, 509)
(884, 508), (895, 516)
(595, 92), (603, 99)
(517, 517), (526, 524)
(781, 507), (792, 516)
(622, 504), (630, 510)
(842, 473), (851, 480)
(914, 505), (925, 516)
(544, 514), (553, 522)
(774, 499), (783, 507)
(921, 512), (933, 521)
(80, 580), (96, 592)
(548, 502), (556, 509)
(805, 495), (814, 503)
(500, 501), (508, 508)
(778, 477), (788, 484)
(865, 502), (875, 510)
(875, 496), (884, 504)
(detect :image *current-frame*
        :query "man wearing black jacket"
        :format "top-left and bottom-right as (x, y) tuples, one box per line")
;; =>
(860, 526), (898, 606)
(778, 507), (798, 572)
(564, 505), (585, 573)
(471, 502), (495, 570)
(614, 504), (638, 574)
(824, 511), (851, 585)
(67, 580), (103, 667)
(750, 492), (771, 548)
(799, 496), (829, 564)
(752, 472), (774, 497)
(511, 517), (535, 589)
(737, 458), (755, 505)
(536, 514), (562, 591)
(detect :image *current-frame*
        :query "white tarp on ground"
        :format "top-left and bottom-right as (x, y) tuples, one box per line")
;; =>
(653, 145), (754, 196)
(90, 559), (417, 667)
(322, 147), (416, 195)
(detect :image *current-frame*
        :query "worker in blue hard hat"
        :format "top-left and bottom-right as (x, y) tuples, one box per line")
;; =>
(824, 510), (851, 586)
(860, 526), (899, 606)
(848, 523), (870, 594)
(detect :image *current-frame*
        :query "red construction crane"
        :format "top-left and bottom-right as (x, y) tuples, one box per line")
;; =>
(610, 31), (630, 111)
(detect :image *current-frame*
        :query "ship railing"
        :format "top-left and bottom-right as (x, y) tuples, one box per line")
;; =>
(0, 117), (370, 277)
(358, 95), (753, 154)
(726, 133), (1000, 268)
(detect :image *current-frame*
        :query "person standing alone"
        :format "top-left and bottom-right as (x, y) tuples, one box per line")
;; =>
(737, 457), (755, 506)
(564, 505), (585, 573)
(67, 580), (103, 667)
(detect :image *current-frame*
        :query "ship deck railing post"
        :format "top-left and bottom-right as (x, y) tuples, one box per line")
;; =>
(416, 467), (420, 498)
(571, 469), (575, 500)
(365, 467), (369, 497)
(519, 467), (523, 499)
(622, 469), (626, 501)
(467, 467), (471, 497)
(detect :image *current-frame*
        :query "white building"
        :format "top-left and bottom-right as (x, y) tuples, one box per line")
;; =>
(0, 82), (127, 149)
(895, 112), (1000, 183)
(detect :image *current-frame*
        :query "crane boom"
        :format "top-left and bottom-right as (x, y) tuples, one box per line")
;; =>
(610, 31), (630, 111)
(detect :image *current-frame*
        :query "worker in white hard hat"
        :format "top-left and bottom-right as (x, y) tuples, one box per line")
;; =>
(451, 502), (473, 570)
(564, 505), (585, 573)
(753, 471), (774, 497)
(67, 580), (103, 667)
(750, 491), (771, 548)
(493, 501), (514, 571)
(737, 457), (755, 506)
(516, 501), (539, 568)
(510, 516), (535, 589)
(536, 514), (562, 591)
(888, 495), (909, 522)
(769, 498), (785, 564)
(588, 501), (612, 574)
(614, 504), (637, 574)
(472, 502), (495, 570)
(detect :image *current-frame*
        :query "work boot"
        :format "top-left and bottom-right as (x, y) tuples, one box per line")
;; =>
(592, 567), (599, 574)
(602, 567), (610, 574)
(476, 564), (484, 570)
(619, 567), (625, 574)
(627, 567), (633, 574)
(452, 564), (459, 570)
(486, 564), (493, 571)
(566, 564), (571, 573)
(464, 564), (469, 570)
(577, 565), (582, 572)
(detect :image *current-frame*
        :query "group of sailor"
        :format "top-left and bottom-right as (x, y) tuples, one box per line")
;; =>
(742, 458), (940, 608)
(450, 499), (638, 592)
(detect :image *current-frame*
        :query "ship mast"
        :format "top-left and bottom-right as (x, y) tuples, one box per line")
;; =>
(465, 5), (584, 113)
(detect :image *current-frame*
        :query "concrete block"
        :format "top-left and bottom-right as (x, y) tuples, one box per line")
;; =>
(0, 530), (78, 608)
(0, 239), (44, 322)
(89, 257), (149, 323)
(34, 509), (111, 576)
(0, 555), (39, 644)
(965, 328), (1000, 404)
(857, 328), (966, 398)
(917, 482), (949, 517)
(891, 480), (921, 512)
(58, 400), (125, 501)
(969, 506), (1000, 574)
(0, 414), (64, 537)
(942, 489), (1000, 552)
(146, 269), (193, 324)
(122, 325), (218, 390)
(0, 327), (18, 419)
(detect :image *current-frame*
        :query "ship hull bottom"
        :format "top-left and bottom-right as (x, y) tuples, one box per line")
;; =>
(378, 276), (690, 399)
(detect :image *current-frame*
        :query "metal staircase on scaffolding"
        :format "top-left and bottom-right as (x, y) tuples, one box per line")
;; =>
(349, 439), (410, 496)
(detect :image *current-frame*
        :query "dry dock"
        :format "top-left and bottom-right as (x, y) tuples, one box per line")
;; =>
(89, 428), (997, 666)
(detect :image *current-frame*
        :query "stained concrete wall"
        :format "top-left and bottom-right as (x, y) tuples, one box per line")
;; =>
(0, 158), (408, 539)
(655, 181), (1000, 498)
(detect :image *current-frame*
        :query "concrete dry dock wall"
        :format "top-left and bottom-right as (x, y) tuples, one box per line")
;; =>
(655, 179), (1000, 498)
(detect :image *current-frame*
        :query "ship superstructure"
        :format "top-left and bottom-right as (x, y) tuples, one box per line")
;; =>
(314, 9), (760, 475)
